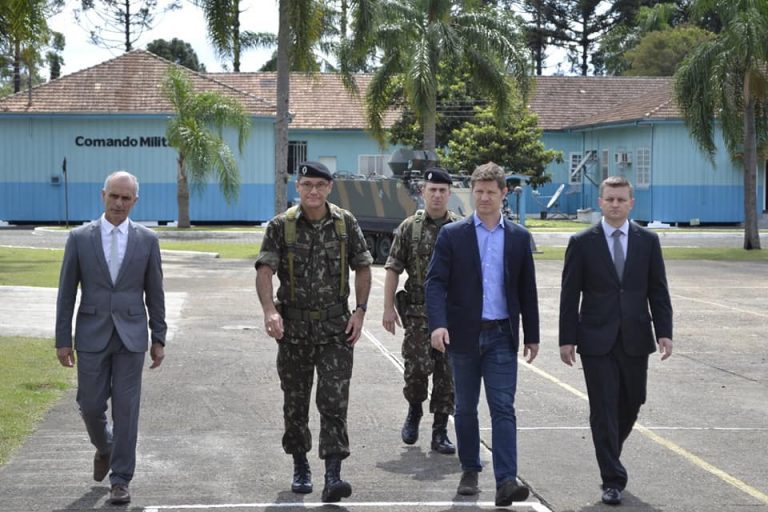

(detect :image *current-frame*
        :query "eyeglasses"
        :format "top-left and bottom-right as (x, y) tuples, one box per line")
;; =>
(298, 181), (329, 192)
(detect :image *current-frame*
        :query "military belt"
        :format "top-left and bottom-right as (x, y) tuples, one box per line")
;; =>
(281, 303), (346, 322)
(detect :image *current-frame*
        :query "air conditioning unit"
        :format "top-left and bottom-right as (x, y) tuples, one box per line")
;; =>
(615, 152), (632, 165)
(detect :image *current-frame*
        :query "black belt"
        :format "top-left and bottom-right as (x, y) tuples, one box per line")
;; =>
(480, 318), (509, 330)
(281, 303), (346, 321)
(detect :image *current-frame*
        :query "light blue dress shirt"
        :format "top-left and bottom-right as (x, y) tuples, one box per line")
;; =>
(601, 218), (629, 260)
(474, 211), (508, 320)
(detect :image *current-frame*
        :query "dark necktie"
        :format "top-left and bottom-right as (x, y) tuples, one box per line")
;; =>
(611, 230), (624, 280)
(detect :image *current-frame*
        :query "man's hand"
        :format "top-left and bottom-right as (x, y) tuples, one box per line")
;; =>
(658, 337), (673, 361)
(264, 310), (285, 341)
(56, 347), (75, 367)
(430, 328), (450, 353)
(346, 309), (365, 344)
(382, 306), (401, 335)
(150, 342), (165, 369)
(560, 344), (577, 366)
(523, 343), (539, 364)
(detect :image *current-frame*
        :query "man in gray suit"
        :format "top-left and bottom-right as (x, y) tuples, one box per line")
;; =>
(56, 171), (166, 505)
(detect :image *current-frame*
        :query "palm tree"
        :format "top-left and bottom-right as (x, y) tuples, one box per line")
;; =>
(364, 0), (529, 151)
(674, 0), (767, 250)
(274, 0), (324, 215)
(162, 66), (251, 228)
(193, 0), (274, 71)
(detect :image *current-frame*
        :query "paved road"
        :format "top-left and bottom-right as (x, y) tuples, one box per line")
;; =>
(0, 228), (766, 511)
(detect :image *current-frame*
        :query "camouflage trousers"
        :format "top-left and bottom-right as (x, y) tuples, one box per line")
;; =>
(277, 339), (353, 459)
(402, 315), (454, 414)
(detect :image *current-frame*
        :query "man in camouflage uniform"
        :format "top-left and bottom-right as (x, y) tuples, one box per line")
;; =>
(255, 161), (373, 503)
(382, 168), (460, 455)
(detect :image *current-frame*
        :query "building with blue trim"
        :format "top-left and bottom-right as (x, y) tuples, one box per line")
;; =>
(1, 52), (764, 225)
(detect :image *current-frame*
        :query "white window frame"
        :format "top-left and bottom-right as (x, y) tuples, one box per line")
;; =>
(358, 154), (388, 175)
(569, 152), (582, 184)
(601, 149), (609, 181)
(636, 147), (651, 187)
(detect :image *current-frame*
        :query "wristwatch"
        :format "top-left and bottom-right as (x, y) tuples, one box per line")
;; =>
(355, 304), (367, 313)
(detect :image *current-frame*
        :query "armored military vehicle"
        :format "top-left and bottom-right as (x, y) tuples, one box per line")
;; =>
(328, 149), (473, 263)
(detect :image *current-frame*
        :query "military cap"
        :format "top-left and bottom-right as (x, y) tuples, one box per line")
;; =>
(297, 161), (333, 181)
(424, 167), (452, 185)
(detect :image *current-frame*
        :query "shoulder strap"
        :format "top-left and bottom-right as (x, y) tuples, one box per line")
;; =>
(284, 205), (300, 301)
(329, 204), (349, 299)
(411, 210), (426, 286)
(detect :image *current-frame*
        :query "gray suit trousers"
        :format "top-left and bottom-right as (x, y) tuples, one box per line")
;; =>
(76, 330), (145, 486)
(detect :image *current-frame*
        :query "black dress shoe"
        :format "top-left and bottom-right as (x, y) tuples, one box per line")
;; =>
(495, 479), (530, 506)
(93, 450), (110, 482)
(602, 487), (622, 505)
(457, 470), (479, 496)
(109, 484), (130, 505)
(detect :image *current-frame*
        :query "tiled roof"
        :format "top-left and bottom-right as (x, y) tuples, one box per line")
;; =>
(0, 50), (276, 116)
(0, 51), (684, 131)
(207, 72), (400, 130)
(528, 76), (679, 130)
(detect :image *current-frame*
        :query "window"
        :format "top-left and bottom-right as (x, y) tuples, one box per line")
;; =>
(569, 152), (582, 184)
(636, 147), (651, 187)
(287, 141), (307, 174)
(601, 149), (609, 180)
(358, 154), (388, 175)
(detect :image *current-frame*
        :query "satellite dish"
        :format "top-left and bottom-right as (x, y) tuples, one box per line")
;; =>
(546, 183), (566, 209)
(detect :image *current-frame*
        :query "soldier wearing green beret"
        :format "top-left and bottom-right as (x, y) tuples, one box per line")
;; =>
(256, 161), (373, 503)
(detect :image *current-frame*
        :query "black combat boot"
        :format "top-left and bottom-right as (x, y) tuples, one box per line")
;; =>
(291, 453), (312, 494)
(430, 412), (456, 454)
(321, 457), (352, 503)
(400, 402), (423, 445)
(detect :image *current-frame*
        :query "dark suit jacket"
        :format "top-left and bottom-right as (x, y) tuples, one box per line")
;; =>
(55, 219), (167, 353)
(559, 221), (672, 356)
(425, 215), (540, 353)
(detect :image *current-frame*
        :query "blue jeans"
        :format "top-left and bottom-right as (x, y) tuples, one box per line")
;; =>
(449, 324), (519, 487)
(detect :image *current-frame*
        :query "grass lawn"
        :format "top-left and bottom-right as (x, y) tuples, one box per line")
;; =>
(0, 248), (63, 287)
(161, 241), (261, 260)
(0, 337), (74, 465)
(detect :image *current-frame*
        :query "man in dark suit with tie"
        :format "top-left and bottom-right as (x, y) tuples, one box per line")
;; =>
(425, 162), (539, 507)
(559, 175), (673, 506)
(56, 171), (166, 505)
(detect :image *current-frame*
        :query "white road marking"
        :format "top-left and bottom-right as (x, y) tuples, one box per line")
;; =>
(145, 501), (549, 510)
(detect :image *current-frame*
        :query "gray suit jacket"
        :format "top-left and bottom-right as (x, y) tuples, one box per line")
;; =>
(55, 219), (166, 352)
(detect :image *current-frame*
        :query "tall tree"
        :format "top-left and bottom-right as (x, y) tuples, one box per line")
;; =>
(364, 0), (529, 151)
(74, 0), (181, 52)
(674, 0), (767, 250)
(273, 0), (325, 214)
(623, 25), (711, 76)
(162, 66), (251, 228)
(193, 0), (274, 72)
(146, 38), (207, 72)
(0, 0), (50, 93)
(548, 0), (613, 76)
(46, 31), (65, 80)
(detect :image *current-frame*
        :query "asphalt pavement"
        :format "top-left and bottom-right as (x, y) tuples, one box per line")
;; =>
(0, 227), (766, 512)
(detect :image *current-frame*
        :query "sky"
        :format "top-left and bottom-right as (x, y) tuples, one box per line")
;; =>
(48, 0), (279, 76)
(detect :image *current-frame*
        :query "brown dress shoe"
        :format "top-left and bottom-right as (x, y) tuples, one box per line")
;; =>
(93, 451), (110, 482)
(109, 484), (130, 505)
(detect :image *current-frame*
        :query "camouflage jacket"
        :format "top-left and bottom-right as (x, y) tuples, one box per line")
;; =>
(256, 202), (373, 311)
(385, 210), (460, 312)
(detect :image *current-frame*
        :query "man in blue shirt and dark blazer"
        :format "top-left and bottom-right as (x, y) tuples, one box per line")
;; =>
(559, 175), (673, 506)
(425, 162), (540, 507)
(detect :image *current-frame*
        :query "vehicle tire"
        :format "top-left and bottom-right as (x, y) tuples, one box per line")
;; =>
(364, 234), (377, 254)
(377, 235), (393, 263)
